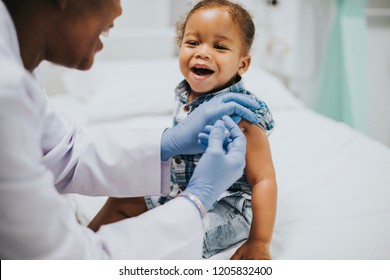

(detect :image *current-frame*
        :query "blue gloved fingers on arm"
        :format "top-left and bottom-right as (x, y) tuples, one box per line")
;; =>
(218, 92), (259, 110)
(222, 115), (247, 154)
(197, 125), (213, 150)
(197, 133), (209, 151)
(214, 102), (259, 125)
(202, 125), (214, 134)
(199, 115), (246, 152)
(183, 117), (247, 211)
(230, 114), (242, 124)
(161, 93), (257, 161)
(198, 118), (241, 151)
(202, 119), (226, 153)
(210, 93), (259, 125)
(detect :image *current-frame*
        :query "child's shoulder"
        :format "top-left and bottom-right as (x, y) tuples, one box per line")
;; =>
(243, 90), (275, 135)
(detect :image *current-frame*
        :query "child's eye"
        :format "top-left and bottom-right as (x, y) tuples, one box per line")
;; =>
(186, 41), (199, 46)
(214, 44), (228, 50)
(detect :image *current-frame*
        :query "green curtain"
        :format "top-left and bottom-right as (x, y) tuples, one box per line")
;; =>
(316, 0), (368, 133)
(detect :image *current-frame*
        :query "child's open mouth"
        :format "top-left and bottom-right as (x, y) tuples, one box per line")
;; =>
(191, 67), (215, 76)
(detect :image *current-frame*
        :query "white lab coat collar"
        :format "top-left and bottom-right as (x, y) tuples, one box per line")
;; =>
(0, 1), (24, 66)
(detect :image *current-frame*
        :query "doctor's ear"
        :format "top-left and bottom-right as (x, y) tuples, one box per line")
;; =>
(238, 55), (251, 76)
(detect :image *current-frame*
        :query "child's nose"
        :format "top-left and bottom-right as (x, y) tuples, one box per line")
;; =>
(195, 44), (211, 59)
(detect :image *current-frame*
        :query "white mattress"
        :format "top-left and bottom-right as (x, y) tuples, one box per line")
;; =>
(46, 58), (390, 259)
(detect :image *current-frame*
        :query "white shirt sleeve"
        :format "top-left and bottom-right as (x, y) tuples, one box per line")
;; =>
(0, 172), (203, 259)
(40, 99), (166, 197)
(96, 198), (204, 259)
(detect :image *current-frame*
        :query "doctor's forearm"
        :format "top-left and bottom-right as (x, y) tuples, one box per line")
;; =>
(96, 197), (205, 259)
(55, 127), (167, 197)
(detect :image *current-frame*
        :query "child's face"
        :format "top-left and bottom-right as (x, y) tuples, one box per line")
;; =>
(179, 7), (251, 96)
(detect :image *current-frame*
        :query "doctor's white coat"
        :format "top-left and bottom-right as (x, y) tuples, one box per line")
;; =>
(0, 2), (203, 259)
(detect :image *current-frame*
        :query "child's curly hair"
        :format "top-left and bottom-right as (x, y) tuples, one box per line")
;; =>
(176, 0), (255, 55)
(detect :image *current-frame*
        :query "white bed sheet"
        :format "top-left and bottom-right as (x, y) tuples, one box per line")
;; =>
(47, 59), (390, 260)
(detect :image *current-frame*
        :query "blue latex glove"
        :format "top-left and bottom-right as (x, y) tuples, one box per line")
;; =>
(161, 93), (259, 160)
(182, 116), (247, 211)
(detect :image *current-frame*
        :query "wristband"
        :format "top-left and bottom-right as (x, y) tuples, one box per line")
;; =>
(178, 193), (209, 231)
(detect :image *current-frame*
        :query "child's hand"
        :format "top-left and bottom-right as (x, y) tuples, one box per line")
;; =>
(230, 238), (272, 260)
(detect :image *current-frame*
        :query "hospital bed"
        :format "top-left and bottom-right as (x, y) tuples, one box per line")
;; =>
(43, 57), (390, 260)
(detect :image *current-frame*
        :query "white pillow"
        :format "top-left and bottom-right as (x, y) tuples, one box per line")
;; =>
(60, 58), (301, 123)
(61, 59), (181, 123)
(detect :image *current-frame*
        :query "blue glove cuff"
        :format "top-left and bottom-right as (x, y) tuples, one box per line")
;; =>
(161, 128), (173, 161)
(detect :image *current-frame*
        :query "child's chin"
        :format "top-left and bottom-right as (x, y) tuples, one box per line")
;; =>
(192, 88), (212, 96)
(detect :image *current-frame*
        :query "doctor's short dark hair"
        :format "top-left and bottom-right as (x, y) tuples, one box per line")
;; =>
(176, 0), (255, 55)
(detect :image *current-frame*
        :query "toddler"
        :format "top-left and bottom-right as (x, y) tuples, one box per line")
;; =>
(146, 0), (277, 259)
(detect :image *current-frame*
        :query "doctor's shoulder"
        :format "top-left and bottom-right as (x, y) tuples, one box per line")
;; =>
(0, 57), (47, 110)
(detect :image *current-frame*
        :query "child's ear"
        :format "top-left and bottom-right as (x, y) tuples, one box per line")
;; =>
(238, 55), (251, 76)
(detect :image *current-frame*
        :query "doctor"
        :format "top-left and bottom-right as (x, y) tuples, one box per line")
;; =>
(0, 0), (261, 259)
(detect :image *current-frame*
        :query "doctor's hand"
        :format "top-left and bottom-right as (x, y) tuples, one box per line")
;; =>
(160, 93), (259, 160)
(182, 116), (247, 211)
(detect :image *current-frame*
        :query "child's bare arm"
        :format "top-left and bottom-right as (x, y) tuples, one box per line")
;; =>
(230, 120), (277, 260)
